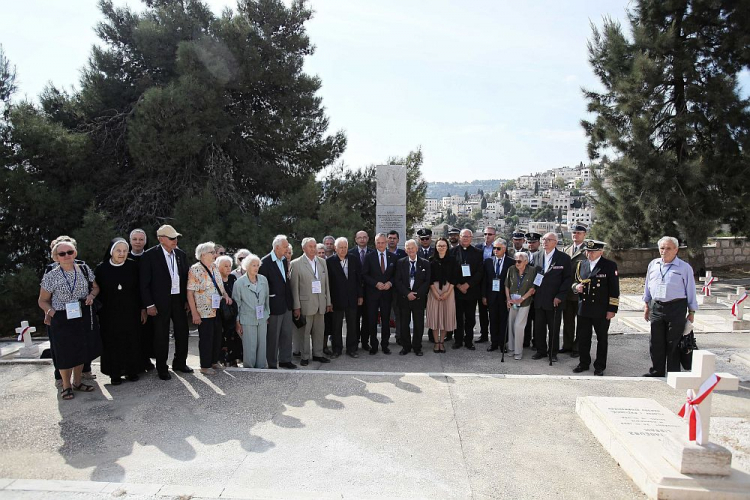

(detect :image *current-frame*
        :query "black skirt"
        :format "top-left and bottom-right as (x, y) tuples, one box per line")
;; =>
(50, 303), (102, 370)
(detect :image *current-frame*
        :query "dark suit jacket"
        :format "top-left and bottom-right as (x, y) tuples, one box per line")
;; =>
(348, 246), (373, 268)
(389, 248), (407, 259)
(393, 256), (431, 309)
(451, 245), (484, 301)
(417, 246), (434, 260)
(533, 249), (572, 310)
(482, 254), (514, 304)
(326, 254), (362, 310)
(139, 244), (189, 311)
(259, 252), (293, 315)
(361, 250), (397, 300)
(573, 257), (620, 318)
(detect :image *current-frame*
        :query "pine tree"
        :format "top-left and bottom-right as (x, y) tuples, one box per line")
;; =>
(583, 1), (750, 252)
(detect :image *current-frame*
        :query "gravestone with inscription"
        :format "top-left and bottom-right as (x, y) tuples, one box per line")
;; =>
(578, 394), (749, 499)
(376, 164), (407, 248)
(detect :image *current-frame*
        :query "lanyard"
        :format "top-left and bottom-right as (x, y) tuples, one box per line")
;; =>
(495, 257), (504, 278)
(60, 266), (79, 294)
(247, 280), (260, 301)
(167, 252), (177, 280)
(310, 258), (318, 279)
(201, 263), (222, 294)
(659, 262), (674, 282)
(517, 272), (525, 293)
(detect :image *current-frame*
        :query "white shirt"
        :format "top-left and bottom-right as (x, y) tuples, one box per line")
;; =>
(305, 255), (319, 279)
(161, 245), (180, 294)
(588, 256), (601, 270)
(543, 249), (555, 273)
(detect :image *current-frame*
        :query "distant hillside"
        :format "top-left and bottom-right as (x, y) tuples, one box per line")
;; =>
(426, 180), (508, 199)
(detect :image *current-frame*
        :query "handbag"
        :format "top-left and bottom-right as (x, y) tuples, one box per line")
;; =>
(292, 314), (306, 329)
(679, 330), (698, 370)
(220, 298), (238, 322)
(80, 264), (103, 313)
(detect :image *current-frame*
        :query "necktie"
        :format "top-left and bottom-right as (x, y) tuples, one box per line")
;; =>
(410, 261), (416, 278)
(380, 253), (385, 273)
(495, 259), (500, 277)
(342, 259), (348, 278)
(360, 249), (365, 264)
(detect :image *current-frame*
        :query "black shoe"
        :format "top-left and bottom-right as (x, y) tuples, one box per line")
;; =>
(487, 345), (499, 352)
(126, 374), (139, 382)
(573, 365), (589, 373)
(643, 372), (664, 377)
(594, 369), (604, 376)
(531, 353), (547, 360)
(475, 337), (489, 344)
(267, 365), (278, 369)
(293, 351), (301, 357)
(174, 366), (194, 374)
(323, 347), (333, 356)
(551, 356), (558, 362)
(415, 350), (423, 356)
(369, 347), (378, 355)
(361, 344), (371, 351)
(301, 359), (309, 366)
(347, 351), (359, 358)
(465, 344), (476, 351)
(111, 377), (123, 386)
(445, 333), (453, 341)
(571, 351), (580, 358)
(331, 352), (341, 359)
(143, 361), (155, 372)
(158, 371), (172, 381)
(399, 348), (410, 356)
(559, 348), (571, 354)
(382, 347), (391, 355)
(452, 343), (462, 350)
(279, 362), (298, 369)
(313, 356), (331, 364)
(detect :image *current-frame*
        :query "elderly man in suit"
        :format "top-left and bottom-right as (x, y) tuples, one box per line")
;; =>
(393, 239), (431, 356)
(453, 229), (484, 350)
(259, 235), (297, 370)
(290, 237), (333, 366)
(532, 232), (572, 361)
(562, 224), (588, 358)
(327, 237), (363, 358)
(348, 230), (372, 350)
(482, 238), (514, 352)
(475, 225), (497, 343)
(139, 225), (192, 380)
(362, 233), (398, 354)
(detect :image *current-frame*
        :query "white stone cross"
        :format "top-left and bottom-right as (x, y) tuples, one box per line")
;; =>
(731, 286), (747, 321)
(15, 321), (36, 347)
(699, 271), (718, 296)
(667, 350), (739, 445)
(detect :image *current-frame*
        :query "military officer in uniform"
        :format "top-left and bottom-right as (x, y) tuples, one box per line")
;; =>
(447, 228), (460, 250)
(562, 224), (588, 357)
(417, 228), (435, 260)
(507, 231), (526, 258)
(523, 232), (542, 348)
(571, 240), (620, 376)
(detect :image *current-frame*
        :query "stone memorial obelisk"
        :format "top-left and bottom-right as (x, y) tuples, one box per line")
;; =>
(376, 164), (407, 249)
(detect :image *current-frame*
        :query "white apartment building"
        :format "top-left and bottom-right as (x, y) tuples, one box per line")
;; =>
(441, 195), (464, 208)
(551, 194), (572, 210)
(569, 207), (594, 226)
(508, 189), (533, 202)
(528, 221), (556, 234)
(424, 198), (440, 212)
(519, 197), (549, 210)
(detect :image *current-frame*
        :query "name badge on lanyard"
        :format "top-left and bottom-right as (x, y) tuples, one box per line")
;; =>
(312, 280), (322, 294)
(65, 301), (82, 319)
(492, 279), (500, 292)
(655, 283), (667, 300)
(211, 294), (221, 308)
(461, 265), (471, 277)
(256, 305), (265, 320)
(533, 274), (544, 286)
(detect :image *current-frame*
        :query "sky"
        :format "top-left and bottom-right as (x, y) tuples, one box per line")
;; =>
(1, 1), (747, 182)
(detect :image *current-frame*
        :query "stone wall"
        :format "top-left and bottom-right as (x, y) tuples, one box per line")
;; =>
(606, 237), (750, 276)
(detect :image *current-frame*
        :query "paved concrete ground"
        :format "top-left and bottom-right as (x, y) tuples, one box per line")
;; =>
(0, 298), (748, 499)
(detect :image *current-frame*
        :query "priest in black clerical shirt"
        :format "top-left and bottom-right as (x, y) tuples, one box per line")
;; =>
(452, 229), (484, 349)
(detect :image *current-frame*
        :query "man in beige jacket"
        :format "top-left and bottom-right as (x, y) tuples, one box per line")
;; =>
(291, 237), (333, 366)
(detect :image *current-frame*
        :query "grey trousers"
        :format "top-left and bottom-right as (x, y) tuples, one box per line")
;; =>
(299, 313), (325, 360)
(241, 322), (267, 369)
(267, 311), (293, 367)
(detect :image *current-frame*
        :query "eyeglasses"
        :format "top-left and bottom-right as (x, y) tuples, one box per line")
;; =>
(57, 250), (75, 257)
(420, 237), (430, 241)
(515, 260), (524, 264)
(484, 233), (496, 236)
(493, 247), (503, 251)
(541, 238), (555, 242)
(160, 235), (178, 241)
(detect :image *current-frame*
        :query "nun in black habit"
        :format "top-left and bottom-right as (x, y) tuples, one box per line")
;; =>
(94, 238), (145, 385)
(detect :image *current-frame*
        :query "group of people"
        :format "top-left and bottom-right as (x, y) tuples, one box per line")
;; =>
(38, 222), (696, 400)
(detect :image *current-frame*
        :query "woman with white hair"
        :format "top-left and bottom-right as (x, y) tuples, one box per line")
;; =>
(232, 253), (270, 368)
(94, 238), (145, 385)
(217, 255), (242, 366)
(231, 248), (251, 278)
(187, 242), (233, 375)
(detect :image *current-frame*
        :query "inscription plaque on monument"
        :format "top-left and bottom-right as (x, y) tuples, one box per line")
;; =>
(376, 165), (407, 248)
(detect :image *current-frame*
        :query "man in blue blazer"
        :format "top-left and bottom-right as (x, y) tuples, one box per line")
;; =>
(482, 238), (514, 352)
(259, 235), (297, 369)
(361, 233), (398, 354)
(327, 237), (363, 358)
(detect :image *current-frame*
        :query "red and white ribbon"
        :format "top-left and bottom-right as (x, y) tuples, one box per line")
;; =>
(17, 326), (30, 342)
(701, 276), (715, 296)
(677, 374), (722, 442)
(732, 292), (748, 317)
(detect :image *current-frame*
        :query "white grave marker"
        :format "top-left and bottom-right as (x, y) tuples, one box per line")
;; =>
(664, 350), (739, 475)
(698, 271), (717, 304)
(14, 320), (39, 358)
(730, 286), (750, 330)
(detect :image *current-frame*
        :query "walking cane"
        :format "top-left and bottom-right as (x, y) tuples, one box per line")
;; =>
(549, 304), (561, 366)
